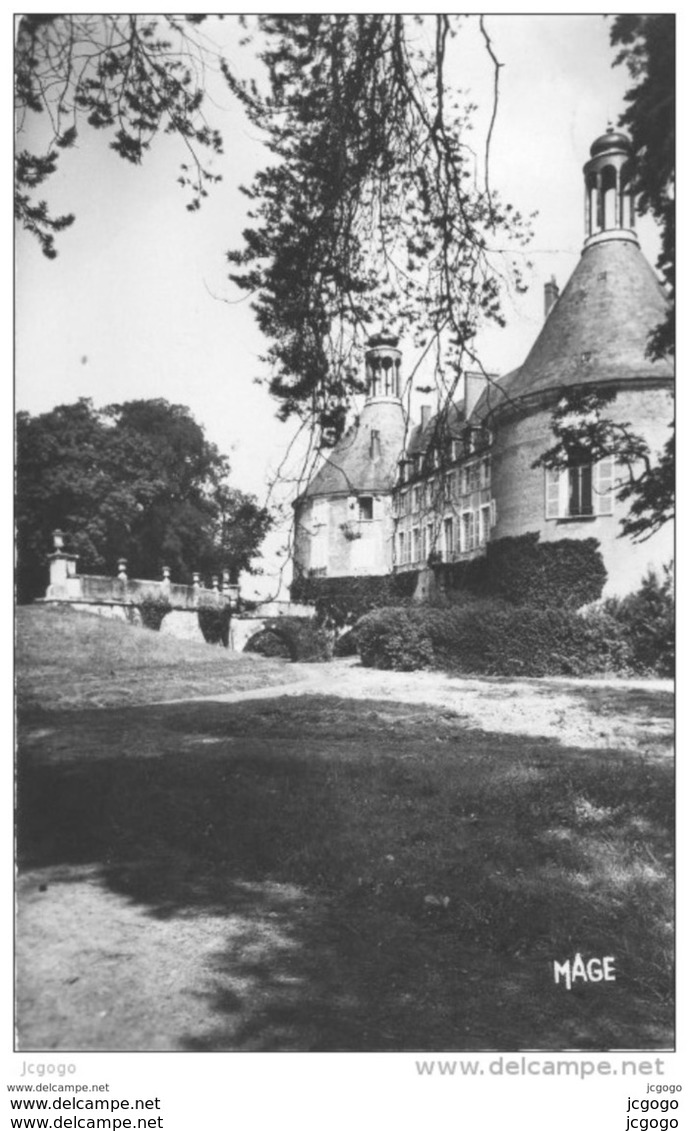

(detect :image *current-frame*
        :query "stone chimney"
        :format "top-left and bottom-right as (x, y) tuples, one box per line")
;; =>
(544, 276), (560, 319)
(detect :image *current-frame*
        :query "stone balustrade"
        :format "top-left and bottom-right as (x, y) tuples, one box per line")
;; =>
(43, 530), (239, 611)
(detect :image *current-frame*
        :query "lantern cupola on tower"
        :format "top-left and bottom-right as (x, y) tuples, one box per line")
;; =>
(584, 126), (638, 249)
(365, 332), (402, 403)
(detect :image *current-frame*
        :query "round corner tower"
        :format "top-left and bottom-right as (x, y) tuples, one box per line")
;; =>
(478, 126), (674, 596)
(292, 335), (407, 581)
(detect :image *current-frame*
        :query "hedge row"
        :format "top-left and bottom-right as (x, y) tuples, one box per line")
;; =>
(356, 594), (671, 678)
(435, 533), (607, 609)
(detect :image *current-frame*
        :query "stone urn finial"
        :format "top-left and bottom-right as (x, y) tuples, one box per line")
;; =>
(117, 558), (128, 581)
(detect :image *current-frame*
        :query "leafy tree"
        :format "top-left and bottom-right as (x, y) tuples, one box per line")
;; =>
(226, 15), (531, 441)
(538, 16), (675, 541)
(15, 14), (224, 257)
(15, 398), (271, 602)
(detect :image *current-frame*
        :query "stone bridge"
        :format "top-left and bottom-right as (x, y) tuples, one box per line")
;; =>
(229, 603), (315, 652)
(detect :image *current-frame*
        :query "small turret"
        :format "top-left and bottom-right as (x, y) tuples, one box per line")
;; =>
(583, 126), (638, 248)
(365, 332), (402, 403)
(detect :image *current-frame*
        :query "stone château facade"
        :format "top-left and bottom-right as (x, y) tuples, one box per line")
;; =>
(292, 129), (674, 598)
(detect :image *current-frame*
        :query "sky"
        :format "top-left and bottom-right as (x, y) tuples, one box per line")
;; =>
(14, 14), (662, 599)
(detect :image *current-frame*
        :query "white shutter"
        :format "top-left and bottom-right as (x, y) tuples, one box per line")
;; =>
(310, 501), (328, 568)
(594, 457), (615, 515)
(490, 498), (497, 527)
(545, 468), (562, 519)
(351, 527), (374, 571)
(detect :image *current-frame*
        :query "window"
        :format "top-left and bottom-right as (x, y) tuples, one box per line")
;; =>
(443, 517), (454, 559)
(467, 462), (480, 492)
(412, 528), (420, 562)
(545, 457), (615, 520)
(358, 496), (374, 521)
(568, 464), (592, 516)
(413, 486), (422, 513)
(461, 511), (475, 552)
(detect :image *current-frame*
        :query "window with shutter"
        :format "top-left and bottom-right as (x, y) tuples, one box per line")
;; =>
(545, 457), (615, 519)
(594, 456), (615, 515)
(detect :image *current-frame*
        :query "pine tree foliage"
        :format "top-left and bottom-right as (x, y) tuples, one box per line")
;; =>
(225, 15), (532, 441)
(15, 14), (224, 257)
(612, 14), (675, 360)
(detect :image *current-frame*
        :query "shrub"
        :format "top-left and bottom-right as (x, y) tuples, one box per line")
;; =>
(138, 595), (172, 631)
(259, 617), (333, 663)
(197, 602), (231, 646)
(603, 566), (674, 676)
(357, 607), (434, 671)
(244, 629), (292, 659)
(355, 602), (633, 677)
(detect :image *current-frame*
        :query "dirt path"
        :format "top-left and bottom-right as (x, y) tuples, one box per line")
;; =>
(163, 657), (674, 754)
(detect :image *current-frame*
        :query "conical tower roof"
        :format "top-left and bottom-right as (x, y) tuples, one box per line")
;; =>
(299, 399), (406, 499)
(297, 335), (407, 500)
(487, 239), (672, 410)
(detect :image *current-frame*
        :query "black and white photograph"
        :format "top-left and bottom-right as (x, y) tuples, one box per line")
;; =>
(13, 9), (676, 1119)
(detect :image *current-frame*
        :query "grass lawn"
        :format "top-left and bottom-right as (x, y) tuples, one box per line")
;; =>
(16, 604), (301, 708)
(16, 607), (674, 1051)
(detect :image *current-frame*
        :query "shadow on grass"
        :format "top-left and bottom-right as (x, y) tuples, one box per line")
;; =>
(17, 695), (674, 1052)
